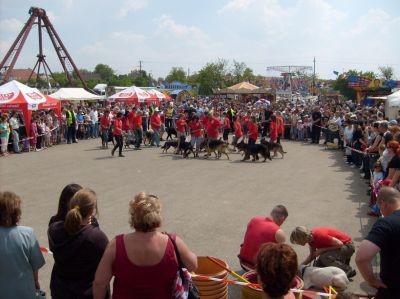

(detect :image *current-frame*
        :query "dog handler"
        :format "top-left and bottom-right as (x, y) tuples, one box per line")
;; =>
(238, 205), (288, 270)
(290, 226), (356, 278)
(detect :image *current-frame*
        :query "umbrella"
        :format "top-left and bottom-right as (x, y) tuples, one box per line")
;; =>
(108, 86), (151, 104)
(0, 80), (47, 110)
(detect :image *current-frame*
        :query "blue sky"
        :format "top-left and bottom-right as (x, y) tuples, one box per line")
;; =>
(1, 0), (399, 80)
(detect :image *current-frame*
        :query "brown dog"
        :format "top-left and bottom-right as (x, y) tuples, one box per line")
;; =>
(260, 138), (286, 158)
(204, 139), (230, 160)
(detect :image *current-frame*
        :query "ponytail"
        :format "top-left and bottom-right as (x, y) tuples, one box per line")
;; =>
(64, 205), (82, 235)
(63, 188), (97, 235)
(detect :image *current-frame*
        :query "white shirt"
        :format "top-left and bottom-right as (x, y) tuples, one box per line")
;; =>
(89, 110), (98, 124)
(9, 117), (19, 130)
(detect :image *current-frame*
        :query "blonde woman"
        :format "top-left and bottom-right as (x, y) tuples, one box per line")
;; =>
(93, 192), (197, 299)
(290, 226), (356, 278)
(48, 188), (108, 299)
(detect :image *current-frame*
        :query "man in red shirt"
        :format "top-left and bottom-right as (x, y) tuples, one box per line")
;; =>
(238, 205), (288, 270)
(241, 111), (251, 142)
(276, 111), (284, 144)
(222, 112), (231, 142)
(232, 116), (243, 150)
(150, 108), (161, 147)
(175, 114), (187, 154)
(111, 112), (124, 157)
(290, 226), (356, 277)
(100, 109), (111, 149)
(206, 112), (222, 141)
(247, 116), (258, 145)
(188, 115), (203, 157)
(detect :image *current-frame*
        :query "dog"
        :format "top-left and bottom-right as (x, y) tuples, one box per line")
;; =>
(236, 141), (271, 162)
(260, 138), (286, 158)
(124, 132), (136, 148)
(165, 127), (178, 140)
(204, 139), (230, 160)
(177, 136), (195, 158)
(299, 265), (349, 291)
(161, 139), (179, 153)
(143, 129), (154, 146)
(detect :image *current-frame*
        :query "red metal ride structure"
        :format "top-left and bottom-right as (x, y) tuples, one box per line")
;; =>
(0, 6), (88, 90)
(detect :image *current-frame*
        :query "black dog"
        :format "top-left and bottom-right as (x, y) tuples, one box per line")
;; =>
(161, 139), (179, 153)
(178, 136), (195, 158)
(236, 141), (271, 162)
(165, 127), (178, 140)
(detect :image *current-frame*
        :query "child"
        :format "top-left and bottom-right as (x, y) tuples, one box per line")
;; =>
(367, 164), (388, 217)
(296, 120), (304, 141)
(30, 118), (38, 151)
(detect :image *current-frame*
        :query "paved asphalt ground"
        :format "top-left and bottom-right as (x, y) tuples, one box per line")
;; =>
(0, 138), (378, 298)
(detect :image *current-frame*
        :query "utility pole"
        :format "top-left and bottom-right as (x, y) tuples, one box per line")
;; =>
(187, 68), (190, 78)
(313, 56), (316, 94)
(139, 60), (142, 75)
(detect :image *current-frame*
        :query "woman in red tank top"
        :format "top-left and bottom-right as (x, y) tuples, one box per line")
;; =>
(92, 192), (198, 299)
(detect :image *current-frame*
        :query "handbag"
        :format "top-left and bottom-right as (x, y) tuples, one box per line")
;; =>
(168, 234), (200, 299)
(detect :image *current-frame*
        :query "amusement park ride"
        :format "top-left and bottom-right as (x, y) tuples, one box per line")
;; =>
(267, 65), (313, 99)
(0, 7), (88, 90)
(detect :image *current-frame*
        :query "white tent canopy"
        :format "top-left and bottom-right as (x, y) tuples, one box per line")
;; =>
(385, 90), (400, 120)
(49, 88), (101, 101)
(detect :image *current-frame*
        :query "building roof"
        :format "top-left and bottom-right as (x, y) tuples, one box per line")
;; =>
(8, 69), (37, 81)
(227, 81), (259, 91)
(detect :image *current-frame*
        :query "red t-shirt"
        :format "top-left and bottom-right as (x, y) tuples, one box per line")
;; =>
(128, 111), (136, 128)
(100, 115), (110, 129)
(311, 227), (352, 250)
(133, 115), (142, 129)
(150, 114), (161, 130)
(234, 121), (243, 138)
(113, 119), (123, 136)
(270, 121), (278, 141)
(122, 116), (130, 131)
(247, 122), (258, 141)
(200, 115), (208, 128)
(188, 120), (203, 137)
(175, 119), (187, 133)
(223, 117), (231, 130)
(277, 116), (284, 134)
(242, 115), (251, 127)
(206, 117), (221, 139)
(239, 217), (280, 268)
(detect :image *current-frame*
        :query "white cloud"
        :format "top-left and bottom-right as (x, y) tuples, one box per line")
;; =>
(117, 0), (149, 18)
(156, 15), (208, 46)
(218, 0), (254, 13)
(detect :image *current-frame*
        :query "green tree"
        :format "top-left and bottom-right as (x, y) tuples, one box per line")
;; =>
(165, 67), (187, 83)
(242, 67), (255, 83)
(378, 66), (394, 80)
(50, 72), (69, 87)
(232, 60), (247, 83)
(197, 59), (229, 95)
(94, 64), (114, 81)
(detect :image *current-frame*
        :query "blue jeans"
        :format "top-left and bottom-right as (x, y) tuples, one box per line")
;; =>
(152, 128), (160, 146)
(89, 123), (94, 138)
(12, 130), (20, 153)
(135, 128), (143, 148)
